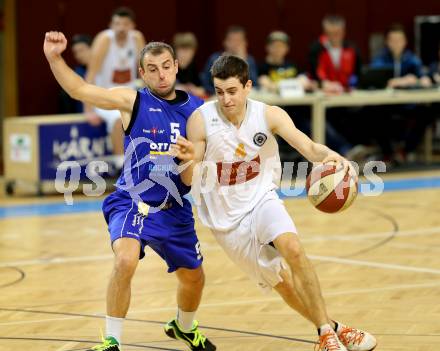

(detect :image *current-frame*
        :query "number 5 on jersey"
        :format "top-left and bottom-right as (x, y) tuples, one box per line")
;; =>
(170, 123), (180, 143)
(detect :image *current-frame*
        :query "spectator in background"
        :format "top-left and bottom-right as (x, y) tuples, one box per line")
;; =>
(258, 31), (365, 162)
(173, 32), (206, 98)
(258, 31), (316, 93)
(370, 24), (433, 164)
(371, 23), (431, 88)
(201, 25), (258, 95)
(309, 15), (362, 95)
(86, 7), (145, 166)
(59, 34), (92, 113)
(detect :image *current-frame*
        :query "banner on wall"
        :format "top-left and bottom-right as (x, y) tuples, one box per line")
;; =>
(39, 122), (113, 180)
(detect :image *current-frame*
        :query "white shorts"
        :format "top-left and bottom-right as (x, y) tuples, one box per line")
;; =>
(94, 108), (121, 133)
(212, 191), (297, 293)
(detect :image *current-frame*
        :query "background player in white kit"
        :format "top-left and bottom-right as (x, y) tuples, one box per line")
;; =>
(86, 7), (145, 165)
(171, 54), (377, 351)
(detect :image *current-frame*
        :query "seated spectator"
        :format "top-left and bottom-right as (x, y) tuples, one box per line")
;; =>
(369, 24), (433, 164)
(258, 31), (365, 162)
(258, 31), (316, 93)
(309, 15), (362, 95)
(172, 32), (206, 98)
(59, 34), (92, 113)
(201, 25), (258, 94)
(371, 23), (431, 88)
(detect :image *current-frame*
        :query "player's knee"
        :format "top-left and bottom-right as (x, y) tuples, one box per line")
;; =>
(178, 267), (205, 287)
(114, 254), (138, 278)
(282, 238), (304, 263)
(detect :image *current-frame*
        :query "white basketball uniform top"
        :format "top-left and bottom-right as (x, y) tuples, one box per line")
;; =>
(95, 29), (138, 89)
(194, 99), (281, 231)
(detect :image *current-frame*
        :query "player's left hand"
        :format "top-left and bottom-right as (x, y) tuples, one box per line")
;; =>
(169, 136), (195, 162)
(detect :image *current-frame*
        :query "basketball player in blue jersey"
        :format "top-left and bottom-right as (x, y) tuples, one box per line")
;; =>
(44, 31), (215, 351)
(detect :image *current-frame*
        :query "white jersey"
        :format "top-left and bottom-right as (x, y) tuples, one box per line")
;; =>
(194, 99), (281, 231)
(95, 29), (138, 89)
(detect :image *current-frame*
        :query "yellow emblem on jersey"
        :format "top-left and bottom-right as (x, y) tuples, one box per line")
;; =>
(138, 202), (150, 217)
(235, 143), (247, 158)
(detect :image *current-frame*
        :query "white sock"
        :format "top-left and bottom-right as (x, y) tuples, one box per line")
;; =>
(319, 323), (333, 336)
(106, 315), (124, 345)
(177, 308), (196, 332)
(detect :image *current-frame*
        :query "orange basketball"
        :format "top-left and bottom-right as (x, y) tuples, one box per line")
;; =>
(305, 162), (358, 213)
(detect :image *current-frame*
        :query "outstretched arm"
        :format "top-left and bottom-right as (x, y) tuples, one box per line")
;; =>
(169, 110), (207, 186)
(266, 105), (346, 164)
(43, 31), (136, 115)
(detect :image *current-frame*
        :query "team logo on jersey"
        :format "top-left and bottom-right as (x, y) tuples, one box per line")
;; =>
(143, 127), (165, 136)
(253, 132), (267, 147)
(149, 107), (162, 112)
(235, 143), (247, 158)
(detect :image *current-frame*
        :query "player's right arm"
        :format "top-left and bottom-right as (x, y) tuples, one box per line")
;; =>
(170, 110), (207, 186)
(44, 32), (136, 126)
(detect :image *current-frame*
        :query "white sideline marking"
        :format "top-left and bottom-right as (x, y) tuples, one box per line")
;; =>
(309, 255), (440, 275)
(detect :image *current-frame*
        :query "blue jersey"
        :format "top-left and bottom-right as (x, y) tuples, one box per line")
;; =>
(114, 88), (203, 206)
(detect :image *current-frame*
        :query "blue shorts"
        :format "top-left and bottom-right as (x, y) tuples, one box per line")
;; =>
(102, 192), (203, 273)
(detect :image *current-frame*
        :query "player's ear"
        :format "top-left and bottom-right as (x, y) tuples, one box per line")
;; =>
(138, 66), (144, 76)
(175, 59), (179, 73)
(245, 79), (252, 91)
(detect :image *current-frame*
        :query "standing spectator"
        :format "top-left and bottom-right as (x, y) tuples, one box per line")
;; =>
(173, 32), (206, 98)
(59, 34), (92, 113)
(86, 7), (145, 165)
(201, 26), (258, 94)
(309, 15), (362, 94)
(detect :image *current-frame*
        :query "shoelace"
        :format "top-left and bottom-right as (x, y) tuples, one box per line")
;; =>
(338, 326), (365, 346)
(315, 330), (342, 351)
(91, 339), (114, 351)
(91, 330), (117, 350)
(189, 328), (206, 348)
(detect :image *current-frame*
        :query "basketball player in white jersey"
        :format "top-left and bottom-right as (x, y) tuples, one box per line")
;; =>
(86, 7), (145, 165)
(171, 54), (377, 351)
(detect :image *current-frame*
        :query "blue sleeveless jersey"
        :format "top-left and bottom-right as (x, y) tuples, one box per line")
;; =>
(114, 88), (203, 206)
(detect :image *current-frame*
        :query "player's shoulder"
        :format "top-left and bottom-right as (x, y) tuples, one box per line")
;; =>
(94, 30), (112, 44)
(131, 30), (145, 40)
(265, 104), (284, 116)
(263, 104), (287, 130)
(184, 92), (205, 110)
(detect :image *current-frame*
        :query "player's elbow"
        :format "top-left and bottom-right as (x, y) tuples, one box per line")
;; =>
(70, 82), (89, 101)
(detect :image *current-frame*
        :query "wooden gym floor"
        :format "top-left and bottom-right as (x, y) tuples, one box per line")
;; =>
(0, 171), (439, 351)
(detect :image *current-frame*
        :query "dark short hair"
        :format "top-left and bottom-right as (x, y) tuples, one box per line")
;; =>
(71, 34), (92, 47)
(139, 42), (176, 69)
(322, 14), (345, 27)
(112, 6), (135, 21)
(210, 54), (249, 86)
(386, 23), (406, 36)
